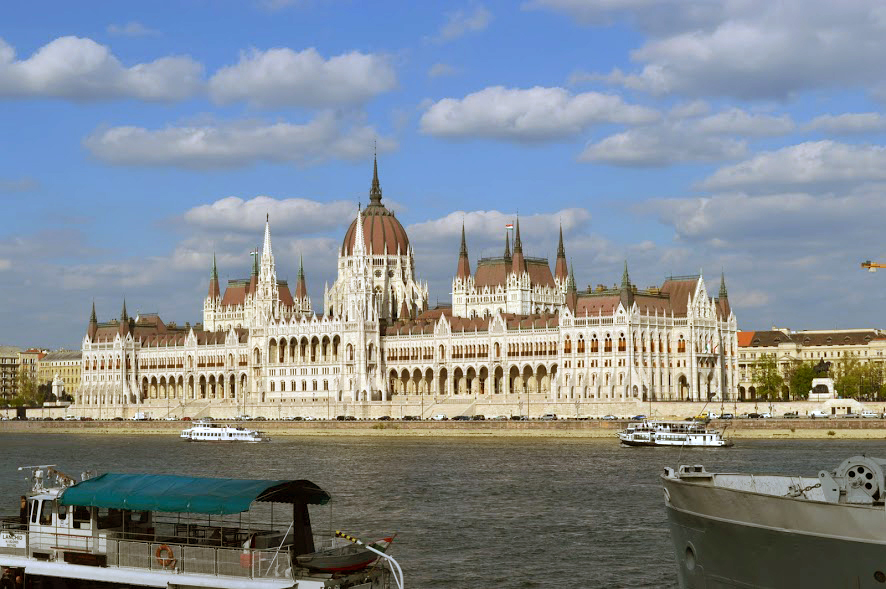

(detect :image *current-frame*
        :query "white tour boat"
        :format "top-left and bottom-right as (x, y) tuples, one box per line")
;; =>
(617, 419), (732, 447)
(181, 422), (270, 442)
(0, 465), (403, 589)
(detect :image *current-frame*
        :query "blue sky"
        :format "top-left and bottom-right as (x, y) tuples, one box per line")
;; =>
(3, 0), (886, 348)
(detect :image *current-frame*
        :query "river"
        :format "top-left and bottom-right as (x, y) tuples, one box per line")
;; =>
(2, 434), (885, 588)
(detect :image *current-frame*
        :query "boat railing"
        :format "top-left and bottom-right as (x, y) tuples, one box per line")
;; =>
(0, 528), (291, 580)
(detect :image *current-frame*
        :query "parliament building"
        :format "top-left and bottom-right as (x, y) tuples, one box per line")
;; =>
(75, 160), (739, 417)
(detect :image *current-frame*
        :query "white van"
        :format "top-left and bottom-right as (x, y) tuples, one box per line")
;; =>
(861, 409), (880, 418)
(431, 414), (448, 421)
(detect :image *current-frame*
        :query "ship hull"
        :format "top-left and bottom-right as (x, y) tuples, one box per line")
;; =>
(662, 476), (886, 588)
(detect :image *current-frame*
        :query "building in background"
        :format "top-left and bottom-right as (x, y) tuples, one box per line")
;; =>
(77, 160), (739, 416)
(737, 328), (886, 399)
(38, 350), (82, 400)
(0, 346), (22, 402)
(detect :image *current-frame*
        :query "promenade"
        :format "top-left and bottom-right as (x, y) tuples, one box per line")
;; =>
(2, 418), (886, 439)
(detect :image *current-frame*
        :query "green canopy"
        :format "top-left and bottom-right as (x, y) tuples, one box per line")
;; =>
(59, 473), (331, 515)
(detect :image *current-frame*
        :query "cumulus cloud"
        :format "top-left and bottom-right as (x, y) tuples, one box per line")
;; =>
(0, 36), (202, 101)
(209, 47), (396, 108)
(83, 113), (397, 169)
(408, 207), (591, 243)
(806, 113), (886, 134)
(183, 196), (355, 234)
(700, 141), (886, 192)
(692, 108), (794, 136)
(420, 85), (658, 141)
(580, 128), (746, 166)
(430, 5), (492, 43)
(107, 22), (159, 37)
(538, 1), (886, 100)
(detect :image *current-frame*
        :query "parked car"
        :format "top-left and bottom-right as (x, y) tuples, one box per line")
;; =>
(377, 415), (392, 421)
(747, 412), (762, 419)
(181, 416), (192, 421)
(841, 412), (861, 418)
(720, 413), (734, 419)
(782, 411), (799, 419)
(809, 410), (830, 419)
(601, 414), (618, 420)
(112, 416), (124, 421)
(402, 415), (419, 421)
(452, 415), (471, 421)
(631, 414), (647, 421)
(861, 409), (880, 418)
(759, 412), (772, 418)
(541, 413), (558, 421)
(471, 414), (486, 420)
(431, 414), (448, 421)
(510, 415), (528, 420)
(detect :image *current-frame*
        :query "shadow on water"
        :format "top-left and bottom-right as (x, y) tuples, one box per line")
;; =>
(2, 434), (885, 588)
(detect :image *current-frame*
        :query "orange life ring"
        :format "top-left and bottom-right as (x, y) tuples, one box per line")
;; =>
(155, 544), (176, 569)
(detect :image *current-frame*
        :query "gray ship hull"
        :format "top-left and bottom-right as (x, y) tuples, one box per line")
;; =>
(663, 473), (886, 588)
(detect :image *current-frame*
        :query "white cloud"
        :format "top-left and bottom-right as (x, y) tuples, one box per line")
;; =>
(83, 112), (397, 169)
(693, 108), (794, 136)
(107, 22), (159, 37)
(806, 113), (886, 134)
(428, 63), (459, 78)
(0, 36), (202, 101)
(700, 141), (886, 192)
(208, 47), (396, 108)
(580, 128), (746, 166)
(408, 208), (591, 243)
(183, 196), (356, 234)
(431, 5), (492, 43)
(420, 85), (658, 141)
(541, 1), (886, 100)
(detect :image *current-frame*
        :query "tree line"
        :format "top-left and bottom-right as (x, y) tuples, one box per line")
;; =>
(3, 369), (73, 407)
(751, 352), (885, 401)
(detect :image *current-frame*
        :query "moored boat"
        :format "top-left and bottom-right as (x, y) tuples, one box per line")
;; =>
(662, 455), (886, 588)
(0, 465), (403, 589)
(617, 419), (731, 447)
(181, 422), (270, 442)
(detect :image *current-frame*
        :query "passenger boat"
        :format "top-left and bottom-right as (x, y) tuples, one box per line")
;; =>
(617, 419), (732, 447)
(181, 422), (270, 442)
(0, 465), (403, 589)
(662, 455), (886, 588)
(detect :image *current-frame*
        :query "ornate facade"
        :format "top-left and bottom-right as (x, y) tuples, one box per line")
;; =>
(76, 159), (739, 415)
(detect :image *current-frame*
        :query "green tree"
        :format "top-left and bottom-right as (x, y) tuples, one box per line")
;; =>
(785, 360), (816, 400)
(752, 353), (783, 400)
(858, 361), (885, 400)
(14, 368), (38, 406)
(833, 351), (863, 399)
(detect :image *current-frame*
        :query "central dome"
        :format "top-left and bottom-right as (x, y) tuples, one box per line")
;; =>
(340, 158), (410, 256)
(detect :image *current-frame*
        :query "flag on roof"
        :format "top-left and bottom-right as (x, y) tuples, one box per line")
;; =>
(505, 223), (514, 229)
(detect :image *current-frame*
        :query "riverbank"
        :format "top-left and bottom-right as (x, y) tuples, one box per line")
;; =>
(3, 419), (886, 439)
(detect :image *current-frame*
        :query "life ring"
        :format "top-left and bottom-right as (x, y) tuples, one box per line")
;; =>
(155, 544), (176, 569)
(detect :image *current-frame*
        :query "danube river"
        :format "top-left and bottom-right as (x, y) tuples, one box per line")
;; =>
(2, 434), (885, 587)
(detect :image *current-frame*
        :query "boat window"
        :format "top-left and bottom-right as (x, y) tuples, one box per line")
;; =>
(39, 501), (52, 526)
(58, 504), (67, 522)
(30, 500), (39, 524)
(73, 506), (90, 529)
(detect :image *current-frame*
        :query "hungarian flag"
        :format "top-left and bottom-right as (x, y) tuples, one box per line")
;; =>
(505, 223), (514, 229)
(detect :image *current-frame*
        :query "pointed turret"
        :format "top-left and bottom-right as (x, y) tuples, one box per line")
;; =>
(248, 248), (259, 295)
(262, 214), (273, 259)
(369, 153), (382, 206)
(399, 299), (410, 321)
(456, 223), (471, 280)
(717, 271), (731, 318)
(208, 253), (221, 299)
(511, 217), (525, 275)
(619, 260), (634, 309)
(566, 261), (578, 311)
(719, 271), (728, 299)
(503, 230), (511, 263)
(88, 301), (98, 340)
(295, 254), (308, 301)
(555, 224), (568, 283)
(118, 299), (130, 336)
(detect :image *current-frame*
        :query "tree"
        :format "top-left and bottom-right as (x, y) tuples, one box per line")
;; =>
(14, 368), (38, 406)
(752, 353), (783, 400)
(834, 351), (863, 399)
(784, 360), (816, 400)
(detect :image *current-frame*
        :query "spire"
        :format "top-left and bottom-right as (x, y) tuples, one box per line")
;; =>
(566, 261), (578, 311)
(555, 223), (568, 282)
(620, 260), (634, 309)
(719, 271), (728, 299)
(295, 254), (308, 301)
(511, 217), (525, 275)
(369, 153), (382, 206)
(208, 253), (221, 299)
(248, 248), (259, 294)
(567, 261), (577, 292)
(120, 298), (128, 322)
(262, 213), (273, 257)
(118, 299), (130, 336)
(503, 230), (511, 263)
(456, 222), (471, 280)
(88, 301), (98, 340)
(353, 207), (366, 255)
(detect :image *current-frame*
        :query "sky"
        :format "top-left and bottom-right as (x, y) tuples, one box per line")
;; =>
(3, 0), (886, 349)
